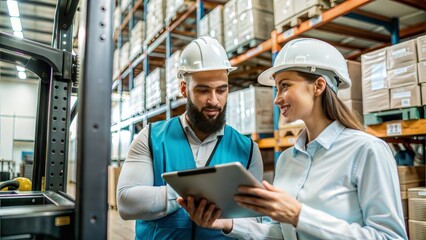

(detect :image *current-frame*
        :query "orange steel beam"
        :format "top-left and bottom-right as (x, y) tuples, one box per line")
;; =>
(396, 0), (426, 9)
(351, 9), (391, 22)
(277, 0), (373, 44)
(345, 43), (391, 59)
(316, 22), (389, 42)
(365, 119), (426, 138)
(114, 0), (144, 41)
(400, 22), (426, 38)
(230, 0), (373, 65)
(169, 3), (197, 32)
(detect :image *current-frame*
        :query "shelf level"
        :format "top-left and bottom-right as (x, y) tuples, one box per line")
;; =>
(364, 119), (426, 138)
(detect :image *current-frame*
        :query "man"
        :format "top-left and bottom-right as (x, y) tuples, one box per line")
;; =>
(117, 36), (263, 239)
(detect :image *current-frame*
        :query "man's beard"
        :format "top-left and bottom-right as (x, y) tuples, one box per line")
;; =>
(186, 96), (226, 135)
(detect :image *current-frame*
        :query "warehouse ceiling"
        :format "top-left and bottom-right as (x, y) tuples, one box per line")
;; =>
(0, 0), (425, 84)
(0, 0), (57, 82)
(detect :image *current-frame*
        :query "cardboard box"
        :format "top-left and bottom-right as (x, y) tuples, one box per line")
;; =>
(408, 187), (426, 222)
(224, 18), (239, 52)
(417, 35), (426, 62)
(422, 83), (426, 105)
(338, 60), (362, 100)
(401, 191), (408, 218)
(418, 61), (426, 84)
(108, 166), (122, 208)
(361, 49), (388, 110)
(224, 0), (238, 23)
(240, 86), (274, 134)
(342, 99), (363, 117)
(387, 62), (418, 89)
(237, 0), (273, 15)
(409, 220), (426, 240)
(274, 0), (294, 26)
(398, 166), (426, 185)
(387, 39), (417, 70)
(362, 89), (389, 114)
(238, 9), (274, 44)
(294, 0), (330, 15)
(390, 85), (421, 109)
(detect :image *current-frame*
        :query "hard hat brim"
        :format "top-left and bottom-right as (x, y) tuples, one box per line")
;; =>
(178, 66), (237, 79)
(258, 64), (351, 89)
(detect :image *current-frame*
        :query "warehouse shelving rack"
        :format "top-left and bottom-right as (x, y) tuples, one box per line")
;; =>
(111, 0), (426, 164)
(0, 0), (113, 238)
(111, 0), (223, 162)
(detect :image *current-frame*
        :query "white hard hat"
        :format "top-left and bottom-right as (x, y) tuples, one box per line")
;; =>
(177, 36), (237, 79)
(258, 38), (351, 92)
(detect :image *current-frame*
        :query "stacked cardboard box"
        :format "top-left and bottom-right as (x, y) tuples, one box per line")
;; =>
(417, 36), (426, 105)
(274, 0), (330, 31)
(130, 72), (145, 115)
(361, 35), (426, 114)
(240, 86), (274, 135)
(146, 68), (166, 109)
(387, 39), (421, 109)
(209, 6), (224, 45)
(119, 41), (130, 70)
(130, 21), (145, 60)
(224, 0), (239, 52)
(273, 0), (294, 30)
(198, 14), (209, 37)
(146, 0), (166, 43)
(113, 48), (120, 77)
(338, 60), (363, 118)
(166, 50), (181, 100)
(361, 48), (390, 114)
(237, 0), (273, 46)
(226, 91), (242, 131)
(113, 7), (121, 33)
(166, 0), (191, 23)
(408, 187), (426, 240)
(108, 165), (121, 208)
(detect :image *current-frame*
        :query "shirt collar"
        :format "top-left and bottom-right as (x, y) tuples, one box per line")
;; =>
(293, 120), (345, 156)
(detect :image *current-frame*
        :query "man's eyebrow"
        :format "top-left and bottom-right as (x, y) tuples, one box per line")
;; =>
(194, 84), (228, 89)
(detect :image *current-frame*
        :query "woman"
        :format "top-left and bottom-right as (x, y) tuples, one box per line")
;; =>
(177, 38), (407, 239)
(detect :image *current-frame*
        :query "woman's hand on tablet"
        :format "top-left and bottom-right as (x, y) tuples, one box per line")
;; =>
(235, 180), (301, 227)
(177, 196), (233, 233)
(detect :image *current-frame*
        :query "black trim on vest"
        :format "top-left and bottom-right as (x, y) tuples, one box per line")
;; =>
(246, 140), (254, 169)
(205, 135), (223, 167)
(177, 117), (194, 154)
(148, 122), (153, 167)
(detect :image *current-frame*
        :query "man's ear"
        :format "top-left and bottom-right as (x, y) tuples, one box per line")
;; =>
(180, 81), (187, 98)
(314, 77), (327, 96)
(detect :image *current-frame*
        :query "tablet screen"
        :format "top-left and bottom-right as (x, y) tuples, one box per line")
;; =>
(162, 162), (264, 218)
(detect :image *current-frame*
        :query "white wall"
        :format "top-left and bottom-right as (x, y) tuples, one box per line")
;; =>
(0, 79), (39, 176)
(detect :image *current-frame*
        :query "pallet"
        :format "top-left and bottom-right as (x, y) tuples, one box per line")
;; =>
(226, 39), (264, 58)
(145, 27), (165, 46)
(364, 107), (425, 126)
(275, 5), (327, 33)
(165, 0), (194, 25)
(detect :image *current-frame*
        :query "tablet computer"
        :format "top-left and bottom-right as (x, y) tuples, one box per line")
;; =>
(162, 162), (264, 219)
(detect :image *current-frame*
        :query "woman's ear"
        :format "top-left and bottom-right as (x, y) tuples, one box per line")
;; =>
(180, 81), (187, 98)
(314, 77), (327, 96)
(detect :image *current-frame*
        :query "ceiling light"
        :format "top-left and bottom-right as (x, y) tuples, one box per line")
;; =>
(18, 71), (27, 79)
(10, 17), (22, 32)
(16, 66), (25, 71)
(13, 31), (23, 38)
(7, 0), (19, 17)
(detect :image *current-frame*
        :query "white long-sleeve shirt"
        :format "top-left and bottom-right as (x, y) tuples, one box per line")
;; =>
(117, 113), (264, 220)
(227, 121), (407, 240)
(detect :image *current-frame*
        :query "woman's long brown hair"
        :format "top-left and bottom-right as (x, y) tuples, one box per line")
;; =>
(297, 71), (363, 131)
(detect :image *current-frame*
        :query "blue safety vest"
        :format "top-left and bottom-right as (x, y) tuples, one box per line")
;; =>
(135, 117), (253, 240)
